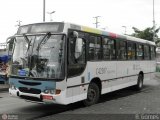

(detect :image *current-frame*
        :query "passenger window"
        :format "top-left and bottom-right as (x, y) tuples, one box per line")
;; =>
(116, 40), (127, 60)
(127, 42), (136, 60)
(144, 45), (150, 60)
(89, 36), (102, 60)
(136, 44), (144, 60)
(151, 46), (156, 60)
(103, 37), (115, 60)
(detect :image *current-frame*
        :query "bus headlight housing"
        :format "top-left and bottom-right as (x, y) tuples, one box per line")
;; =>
(44, 89), (61, 95)
(50, 90), (55, 94)
(44, 89), (50, 94)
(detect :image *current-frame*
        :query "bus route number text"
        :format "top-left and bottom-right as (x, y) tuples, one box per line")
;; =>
(96, 67), (107, 75)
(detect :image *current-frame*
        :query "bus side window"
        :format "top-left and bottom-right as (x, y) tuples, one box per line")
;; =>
(89, 36), (95, 60)
(144, 45), (150, 60)
(116, 40), (127, 60)
(136, 44), (144, 60)
(127, 42), (136, 60)
(150, 46), (156, 60)
(88, 36), (102, 61)
(102, 37), (115, 60)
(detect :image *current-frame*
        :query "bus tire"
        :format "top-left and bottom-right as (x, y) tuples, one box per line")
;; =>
(83, 82), (100, 106)
(134, 74), (143, 90)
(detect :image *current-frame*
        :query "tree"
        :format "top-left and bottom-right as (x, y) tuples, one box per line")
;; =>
(131, 26), (160, 42)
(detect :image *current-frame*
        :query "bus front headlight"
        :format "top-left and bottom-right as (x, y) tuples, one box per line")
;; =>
(43, 89), (61, 95)
(50, 90), (55, 94)
(44, 89), (50, 94)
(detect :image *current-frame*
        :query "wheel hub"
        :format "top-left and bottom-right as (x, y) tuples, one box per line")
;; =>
(88, 89), (96, 101)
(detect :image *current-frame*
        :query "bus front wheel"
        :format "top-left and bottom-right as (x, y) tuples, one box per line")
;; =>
(83, 82), (100, 106)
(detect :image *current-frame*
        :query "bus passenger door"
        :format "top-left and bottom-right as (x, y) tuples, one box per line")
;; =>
(66, 31), (87, 103)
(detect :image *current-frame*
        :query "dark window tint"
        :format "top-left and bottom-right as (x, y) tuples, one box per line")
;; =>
(127, 42), (136, 60)
(102, 37), (116, 60)
(151, 46), (156, 60)
(144, 45), (150, 60)
(89, 36), (102, 60)
(136, 44), (144, 60)
(116, 40), (127, 60)
(68, 31), (86, 77)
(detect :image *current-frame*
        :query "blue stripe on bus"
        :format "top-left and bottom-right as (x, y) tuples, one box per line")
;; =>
(88, 72), (90, 81)
(9, 78), (56, 91)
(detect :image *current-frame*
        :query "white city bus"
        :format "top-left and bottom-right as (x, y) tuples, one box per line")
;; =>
(8, 22), (156, 106)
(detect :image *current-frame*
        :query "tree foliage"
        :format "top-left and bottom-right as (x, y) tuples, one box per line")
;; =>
(131, 26), (160, 42)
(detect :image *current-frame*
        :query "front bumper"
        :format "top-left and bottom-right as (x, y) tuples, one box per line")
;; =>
(9, 88), (64, 104)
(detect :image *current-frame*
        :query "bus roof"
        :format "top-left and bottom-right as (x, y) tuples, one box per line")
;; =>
(67, 22), (155, 46)
(17, 22), (155, 46)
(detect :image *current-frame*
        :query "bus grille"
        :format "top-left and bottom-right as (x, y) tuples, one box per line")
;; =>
(19, 87), (41, 94)
(20, 95), (42, 102)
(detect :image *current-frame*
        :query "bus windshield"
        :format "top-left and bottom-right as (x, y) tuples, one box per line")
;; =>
(11, 34), (65, 80)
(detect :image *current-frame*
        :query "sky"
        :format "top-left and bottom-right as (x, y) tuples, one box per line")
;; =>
(0, 0), (160, 43)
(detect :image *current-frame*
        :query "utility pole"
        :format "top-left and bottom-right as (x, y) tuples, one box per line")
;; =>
(153, 0), (156, 42)
(43, 0), (46, 22)
(93, 16), (100, 28)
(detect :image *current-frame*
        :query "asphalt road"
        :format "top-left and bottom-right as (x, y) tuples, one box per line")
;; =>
(0, 76), (160, 120)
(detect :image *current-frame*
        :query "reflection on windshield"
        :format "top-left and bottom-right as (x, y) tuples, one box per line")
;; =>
(11, 34), (65, 79)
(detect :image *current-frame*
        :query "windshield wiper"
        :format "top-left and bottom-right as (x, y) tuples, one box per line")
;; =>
(23, 34), (31, 51)
(37, 32), (51, 51)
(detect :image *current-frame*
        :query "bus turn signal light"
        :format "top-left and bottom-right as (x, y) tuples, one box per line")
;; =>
(55, 89), (61, 95)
